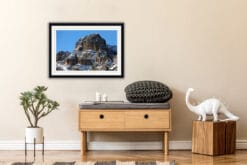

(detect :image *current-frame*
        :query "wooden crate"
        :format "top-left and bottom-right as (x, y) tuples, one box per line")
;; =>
(192, 120), (236, 156)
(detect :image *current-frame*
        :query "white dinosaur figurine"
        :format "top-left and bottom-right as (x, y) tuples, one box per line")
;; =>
(186, 88), (239, 122)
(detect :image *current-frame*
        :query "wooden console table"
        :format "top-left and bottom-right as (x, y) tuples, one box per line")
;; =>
(78, 103), (171, 156)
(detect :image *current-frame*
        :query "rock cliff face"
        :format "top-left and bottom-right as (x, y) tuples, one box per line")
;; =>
(56, 51), (70, 61)
(75, 34), (107, 52)
(56, 34), (118, 71)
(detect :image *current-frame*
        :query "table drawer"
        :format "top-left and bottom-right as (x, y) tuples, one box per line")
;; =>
(79, 111), (125, 129)
(125, 110), (170, 129)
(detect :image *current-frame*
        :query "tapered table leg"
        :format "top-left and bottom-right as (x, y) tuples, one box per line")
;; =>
(164, 132), (169, 155)
(81, 131), (87, 156)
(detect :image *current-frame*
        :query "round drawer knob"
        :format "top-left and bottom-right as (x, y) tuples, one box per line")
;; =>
(144, 114), (149, 119)
(99, 114), (104, 119)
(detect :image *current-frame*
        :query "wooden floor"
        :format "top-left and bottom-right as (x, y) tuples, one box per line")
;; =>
(0, 150), (247, 164)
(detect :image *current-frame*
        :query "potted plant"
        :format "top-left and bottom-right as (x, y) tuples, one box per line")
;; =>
(20, 86), (59, 143)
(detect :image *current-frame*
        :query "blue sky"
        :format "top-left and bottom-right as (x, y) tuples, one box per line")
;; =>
(56, 30), (117, 53)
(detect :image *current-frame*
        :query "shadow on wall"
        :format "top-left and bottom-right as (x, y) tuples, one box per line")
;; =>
(169, 87), (198, 141)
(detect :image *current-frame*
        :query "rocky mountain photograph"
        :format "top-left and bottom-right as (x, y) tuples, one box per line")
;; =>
(56, 32), (118, 72)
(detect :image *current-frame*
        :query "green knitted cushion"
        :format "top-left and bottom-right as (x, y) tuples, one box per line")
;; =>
(124, 81), (172, 103)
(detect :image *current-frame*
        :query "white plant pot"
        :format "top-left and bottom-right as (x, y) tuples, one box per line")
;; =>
(25, 127), (43, 143)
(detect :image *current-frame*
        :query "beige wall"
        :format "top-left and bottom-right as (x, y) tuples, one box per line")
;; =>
(0, 0), (247, 142)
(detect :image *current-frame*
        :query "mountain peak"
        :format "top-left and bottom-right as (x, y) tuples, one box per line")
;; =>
(75, 33), (107, 51)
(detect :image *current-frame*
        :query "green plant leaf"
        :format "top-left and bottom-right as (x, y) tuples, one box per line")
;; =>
(19, 86), (59, 127)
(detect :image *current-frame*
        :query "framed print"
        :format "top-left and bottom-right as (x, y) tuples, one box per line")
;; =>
(49, 23), (124, 77)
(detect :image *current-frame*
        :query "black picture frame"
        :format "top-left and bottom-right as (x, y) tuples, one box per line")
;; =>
(49, 23), (124, 78)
